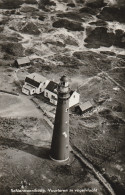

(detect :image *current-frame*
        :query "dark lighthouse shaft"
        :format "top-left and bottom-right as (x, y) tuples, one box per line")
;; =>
(50, 75), (70, 162)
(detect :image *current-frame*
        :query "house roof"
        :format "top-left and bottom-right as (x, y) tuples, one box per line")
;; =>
(27, 73), (46, 83)
(25, 73), (47, 88)
(23, 84), (35, 91)
(78, 101), (93, 112)
(46, 81), (58, 94)
(16, 57), (30, 65)
(70, 90), (74, 96)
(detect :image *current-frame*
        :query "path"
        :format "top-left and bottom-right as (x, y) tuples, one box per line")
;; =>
(72, 147), (116, 195)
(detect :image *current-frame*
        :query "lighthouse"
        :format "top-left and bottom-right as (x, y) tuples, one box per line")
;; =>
(50, 75), (70, 162)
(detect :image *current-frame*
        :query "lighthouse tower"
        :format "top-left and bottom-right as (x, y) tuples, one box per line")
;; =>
(50, 75), (70, 162)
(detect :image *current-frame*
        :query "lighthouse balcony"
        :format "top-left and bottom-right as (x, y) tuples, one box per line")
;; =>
(59, 87), (70, 93)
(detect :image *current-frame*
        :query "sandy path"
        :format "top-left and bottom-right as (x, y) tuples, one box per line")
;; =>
(0, 93), (42, 118)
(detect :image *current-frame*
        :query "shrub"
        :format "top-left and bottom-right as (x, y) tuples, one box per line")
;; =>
(1, 42), (24, 57)
(0, 0), (23, 9)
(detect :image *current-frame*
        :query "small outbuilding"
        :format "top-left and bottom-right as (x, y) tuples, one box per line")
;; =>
(75, 101), (93, 115)
(14, 57), (30, 68)
(22, 73), (49, 95)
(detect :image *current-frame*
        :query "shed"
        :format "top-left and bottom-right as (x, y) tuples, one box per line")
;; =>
(15, 57), (30, 67)
(75, 101), (93, 115)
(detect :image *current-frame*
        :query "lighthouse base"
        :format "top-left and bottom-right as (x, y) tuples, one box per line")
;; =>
(49, 155), (69, 163)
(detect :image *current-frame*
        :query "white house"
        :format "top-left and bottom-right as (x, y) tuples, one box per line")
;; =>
(44, 81), (58, 105)
(69, 90), (80, 108)
(22, 73), (49, 95)
(44, 81), (80, 107)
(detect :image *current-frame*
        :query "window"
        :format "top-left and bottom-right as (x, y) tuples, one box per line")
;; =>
(61, 81), (65, 86)
(51, 95), (57, 100)
(46, 92), (48, 97)
(51, 95), (55, 99)
(65, 108), (69, 112)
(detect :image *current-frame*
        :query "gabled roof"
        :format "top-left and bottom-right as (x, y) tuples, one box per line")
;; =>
(70, 90), (80, 97)
(46, 81), (58, 94)
(25, 73), (47, 88)
(23, 84), (35, 91)
(16, 57), (30, 65)
(26, 73), (46, 83)
(78, 101), (93, 111)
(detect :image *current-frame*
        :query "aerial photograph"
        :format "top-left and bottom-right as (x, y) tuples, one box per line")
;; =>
(0, 0), (125, 194)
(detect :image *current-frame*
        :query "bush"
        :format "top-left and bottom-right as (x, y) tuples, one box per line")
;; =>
(67, 3), (75, 7)
(21, 22), (41, 35)
(39, 15), (45, 21)
(0, 26), (4, 32)
(20, 6), (38, 13)
(1, 42), (24, 57)
(0, 0), (23, 9)
(39, 0), (56, 7)
(53, 19), (84, 31)
(24, 0), (37, 4)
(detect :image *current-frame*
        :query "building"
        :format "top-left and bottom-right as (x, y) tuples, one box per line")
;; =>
(75, 101), (93, 115)
(22, 73), (49, 95)
(44, 81), (58, 105)
(50, 76), (70, 162)
(44, 81), (80, 107)
(14, 57), (30, 68)
(69, 90), (80, 108)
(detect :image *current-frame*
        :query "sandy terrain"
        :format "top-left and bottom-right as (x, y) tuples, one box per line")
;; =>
(0, 0), (125, 194)
(0, 93), (42, 118)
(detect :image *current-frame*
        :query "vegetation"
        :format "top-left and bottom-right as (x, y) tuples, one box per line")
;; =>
(0, 0), (23, 9)
(53, 19), (84, 31)
(0, 42), (24, 57)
